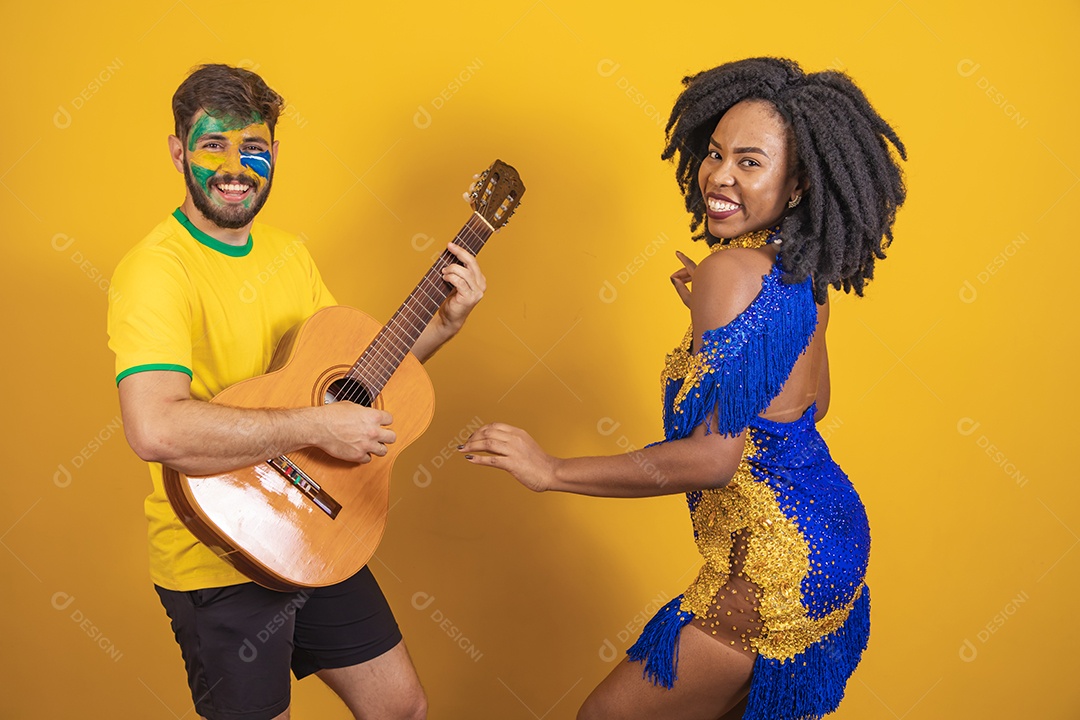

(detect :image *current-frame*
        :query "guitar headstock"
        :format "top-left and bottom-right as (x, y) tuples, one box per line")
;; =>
(469, 160), (525, 231)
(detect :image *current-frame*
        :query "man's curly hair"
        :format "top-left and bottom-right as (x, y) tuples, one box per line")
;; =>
(663, 57), (906, 303)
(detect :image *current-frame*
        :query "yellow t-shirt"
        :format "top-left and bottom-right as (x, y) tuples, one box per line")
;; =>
(108, 209), (336, 591)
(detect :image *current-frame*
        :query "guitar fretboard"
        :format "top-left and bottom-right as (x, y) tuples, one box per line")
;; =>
(346, 213), (493, 396)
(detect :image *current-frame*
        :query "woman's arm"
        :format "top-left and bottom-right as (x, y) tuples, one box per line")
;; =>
(460, 421), (746, 497)
(461, 248), (774, 498)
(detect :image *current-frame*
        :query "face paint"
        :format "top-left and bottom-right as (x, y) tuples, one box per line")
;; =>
(188, 162), (217, 196)
(183, 110), (274, 229)
(186, 111), (264, 151)
(240, 150), (272, 179)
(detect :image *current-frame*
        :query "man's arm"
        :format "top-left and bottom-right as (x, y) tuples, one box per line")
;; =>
(411, 243), (486, 362)
(119, 370), (396, 476)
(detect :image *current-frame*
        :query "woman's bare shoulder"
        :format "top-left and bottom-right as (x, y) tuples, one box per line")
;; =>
(692, 247), (778, 330)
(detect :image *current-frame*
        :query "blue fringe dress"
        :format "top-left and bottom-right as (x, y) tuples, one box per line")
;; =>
(627, 257), (871, 719)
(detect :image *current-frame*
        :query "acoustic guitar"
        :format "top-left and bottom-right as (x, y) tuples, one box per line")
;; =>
(163, 160), (525, 591)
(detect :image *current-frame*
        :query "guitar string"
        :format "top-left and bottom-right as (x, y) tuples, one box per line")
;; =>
(346, 216), (491, 398)
(337, 219), (478, 401)
(337, 241), (476, 404)
(335, 213), (499, 405)
(343, 216), (487, 397)
(348, 189), (518, 397)
(364, 215), (496, 385)
(365, 213), (491, 355)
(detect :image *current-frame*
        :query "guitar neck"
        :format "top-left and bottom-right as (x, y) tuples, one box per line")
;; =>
(347, 213), (493, 395)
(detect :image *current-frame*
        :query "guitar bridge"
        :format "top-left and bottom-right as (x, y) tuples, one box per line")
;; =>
(267, 456), (342, 519)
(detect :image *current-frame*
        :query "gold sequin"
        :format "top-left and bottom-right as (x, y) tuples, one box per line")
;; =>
(661, 326), (701, 411)
(679, 431), (864, 661)
(709, 228), (775, 251)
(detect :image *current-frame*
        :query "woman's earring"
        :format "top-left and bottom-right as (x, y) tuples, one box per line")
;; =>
(787, 195), (802, 209)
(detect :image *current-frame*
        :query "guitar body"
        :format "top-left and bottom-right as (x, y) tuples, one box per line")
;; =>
(163, 305), (434, 591)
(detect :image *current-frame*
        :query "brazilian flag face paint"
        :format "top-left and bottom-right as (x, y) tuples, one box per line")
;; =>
(183, 109), (275, 230)
(240, 149), (272, 179)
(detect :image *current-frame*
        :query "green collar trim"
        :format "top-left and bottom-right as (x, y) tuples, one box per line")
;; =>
(172, 208), (253, 257)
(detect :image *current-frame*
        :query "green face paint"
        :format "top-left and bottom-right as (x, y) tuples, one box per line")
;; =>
(189, 162), (216, 196)
(183, 109), (274, 228)
(187, 111), (265, 151)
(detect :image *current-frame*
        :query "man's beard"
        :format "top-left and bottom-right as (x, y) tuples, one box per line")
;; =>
(185, 164), (273, 230)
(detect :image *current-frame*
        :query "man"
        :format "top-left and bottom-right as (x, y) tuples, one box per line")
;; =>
(108, 64), (485, 720)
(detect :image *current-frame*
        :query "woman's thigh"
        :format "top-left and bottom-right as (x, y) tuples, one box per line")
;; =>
(578, 624), (754, 720)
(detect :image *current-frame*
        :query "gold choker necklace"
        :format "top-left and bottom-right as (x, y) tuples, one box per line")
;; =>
(711, 225), (781, 252)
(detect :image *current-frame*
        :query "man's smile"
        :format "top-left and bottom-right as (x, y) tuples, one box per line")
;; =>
(212, 181), (255, 202)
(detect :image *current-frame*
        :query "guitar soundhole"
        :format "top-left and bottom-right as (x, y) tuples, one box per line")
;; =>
(325, 377), (373, 407)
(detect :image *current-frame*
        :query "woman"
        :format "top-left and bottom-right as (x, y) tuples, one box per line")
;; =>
(461, 57), (906, 720)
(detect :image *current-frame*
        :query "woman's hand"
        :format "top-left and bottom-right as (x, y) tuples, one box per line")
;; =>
(459, 422), (560, 492)
(670, 250), (697, 309)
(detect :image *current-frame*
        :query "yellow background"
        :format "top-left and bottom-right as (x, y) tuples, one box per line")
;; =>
(3, 0), (1077, 717)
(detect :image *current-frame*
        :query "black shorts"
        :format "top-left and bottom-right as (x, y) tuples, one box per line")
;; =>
(155, 566), (402, 720)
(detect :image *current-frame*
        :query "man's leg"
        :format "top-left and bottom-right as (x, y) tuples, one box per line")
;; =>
(316, 641), (426, 720)
(292, 567), (422, 719)
(155, 583), (307, 720)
